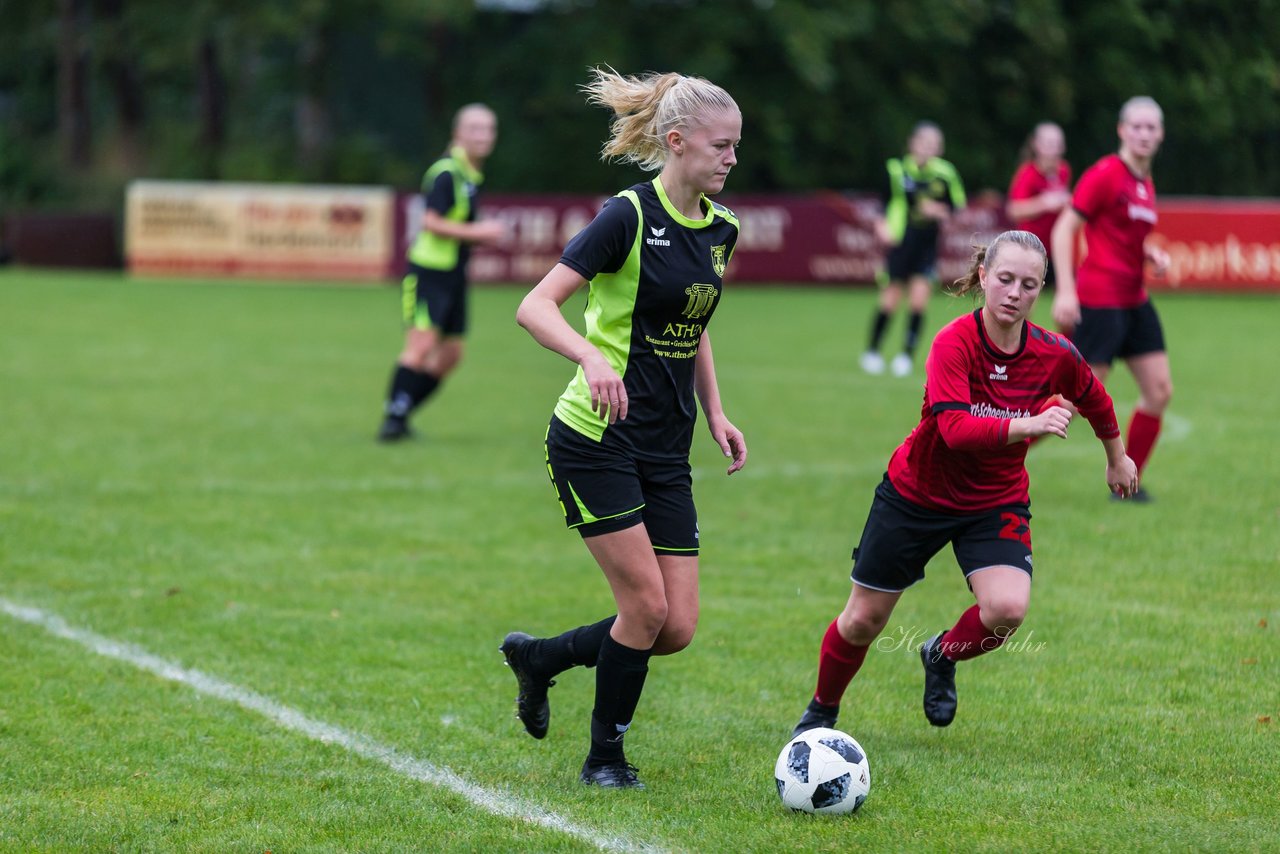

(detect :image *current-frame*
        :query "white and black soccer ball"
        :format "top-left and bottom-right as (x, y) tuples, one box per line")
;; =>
(774, 727), (870, 815)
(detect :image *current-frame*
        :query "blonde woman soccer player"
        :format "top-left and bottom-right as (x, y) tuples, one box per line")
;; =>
(793, 230), (1137, 737)
(501, 68), (746, 789)
(1052, 97), (1171, 501)
(378, 104), (506, 441)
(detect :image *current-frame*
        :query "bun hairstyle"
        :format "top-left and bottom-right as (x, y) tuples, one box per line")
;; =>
(582, 67), (738, 171)
(949, 230), (1048, 297)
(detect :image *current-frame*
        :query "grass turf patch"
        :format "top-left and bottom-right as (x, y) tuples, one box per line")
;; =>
(2, 269), (1277, 851)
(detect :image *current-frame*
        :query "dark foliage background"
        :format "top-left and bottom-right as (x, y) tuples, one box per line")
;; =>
(3, 0), (1277, 209)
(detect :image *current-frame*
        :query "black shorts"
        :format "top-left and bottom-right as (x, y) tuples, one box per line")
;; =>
(402, 263), (467, 336)
(1071, 300), (1165, 366)
(885, 228), (939, 283)
(543, 417), (698, 555)
(850, 475), (1033, 593)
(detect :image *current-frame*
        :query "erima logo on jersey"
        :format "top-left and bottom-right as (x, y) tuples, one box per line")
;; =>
(646, 225), (671, 247)
(990, 364), (1008, 381)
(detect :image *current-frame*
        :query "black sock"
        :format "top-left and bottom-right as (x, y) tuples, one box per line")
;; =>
(904, 311), (925, 356)
(384, 365), (440, 420)
(868, 310), (890, 352)
(531, 616), (616, 676)
(587, 634), (651, 766)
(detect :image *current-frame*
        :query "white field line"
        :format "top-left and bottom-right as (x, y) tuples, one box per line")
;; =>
(0, 598), (664, 854)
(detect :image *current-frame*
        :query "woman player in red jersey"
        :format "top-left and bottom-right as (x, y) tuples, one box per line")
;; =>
(791, 230), (1138, 737)
(1006, 122), (1071, 285)
(1051, 97), (1171, 501)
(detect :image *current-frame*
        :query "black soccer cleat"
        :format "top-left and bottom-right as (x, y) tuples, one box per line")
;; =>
(920, 632), (958, 727)
(377, 417), (414, 442)
(580, 759), (645, 789)
(791, 697), (839, 738)
(1110, 486), (1153, 503)
(500, 631), (554, 739)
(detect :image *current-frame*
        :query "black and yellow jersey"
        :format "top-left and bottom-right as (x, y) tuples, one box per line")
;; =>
(882, 155), (965, 243)
(407, 145), (483, 272)
(554, 177), (739, 461)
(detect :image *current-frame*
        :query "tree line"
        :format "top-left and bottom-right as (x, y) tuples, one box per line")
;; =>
(3, 0), (1278, 211)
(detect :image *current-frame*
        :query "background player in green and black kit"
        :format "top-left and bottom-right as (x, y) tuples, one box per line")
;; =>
(500, 69), (747, 790)
(377, 103), (506, 441)
(862, 121), (966, 378)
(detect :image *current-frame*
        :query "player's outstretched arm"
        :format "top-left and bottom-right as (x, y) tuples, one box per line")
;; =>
(694, 331), (746, 475)
(423, 209), (506, 246)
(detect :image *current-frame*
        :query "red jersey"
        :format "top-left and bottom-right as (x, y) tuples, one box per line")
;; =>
(1007, 160), (1072, 252)
(888, 311), (1120, 513)
(1071, 154), (1157, 308)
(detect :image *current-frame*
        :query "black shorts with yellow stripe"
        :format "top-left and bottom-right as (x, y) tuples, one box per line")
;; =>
(543, 416), (698, 555)
(402, 262), (467, 336)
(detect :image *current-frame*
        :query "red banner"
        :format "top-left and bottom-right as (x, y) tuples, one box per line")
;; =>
(1147, 199), (1280, 291)
(397, 190), (1007, 285)
(396, 192), (1280, 290)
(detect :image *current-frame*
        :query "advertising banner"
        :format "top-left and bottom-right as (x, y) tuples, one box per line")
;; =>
(397, 190), (1009, 286)
(1147, 199), (1280, 291)
(127, 181), (396, 281)
(127, 183), (1279, 289)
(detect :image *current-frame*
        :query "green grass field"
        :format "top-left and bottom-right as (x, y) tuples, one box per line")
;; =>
(2, 268), (1277, 852)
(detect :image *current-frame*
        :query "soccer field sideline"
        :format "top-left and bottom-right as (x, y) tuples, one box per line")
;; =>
(0, 598), (662, 854)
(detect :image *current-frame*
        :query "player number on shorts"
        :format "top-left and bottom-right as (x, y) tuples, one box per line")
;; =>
(998, 513), (1032, 548)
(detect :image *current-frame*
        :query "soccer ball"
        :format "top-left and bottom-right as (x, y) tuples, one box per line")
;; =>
(774, 727), (870, 815)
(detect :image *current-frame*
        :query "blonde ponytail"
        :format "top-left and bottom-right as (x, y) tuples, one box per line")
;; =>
(582, 66), (738, 171)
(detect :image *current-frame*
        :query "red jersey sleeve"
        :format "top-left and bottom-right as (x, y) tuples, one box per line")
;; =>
(1058, 347), (1120, 439)
(927, 327), (1010, 450)
(1071, 159), (1115, 222)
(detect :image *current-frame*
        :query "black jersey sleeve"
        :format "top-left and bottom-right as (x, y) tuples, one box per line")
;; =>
(559, 195), (639, 281)
(424, 170), (455, 216)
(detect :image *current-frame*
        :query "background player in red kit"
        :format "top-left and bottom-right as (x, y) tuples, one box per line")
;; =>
(1051, 97), (1171, 501)
(791, 230), (1138, 736)
(1006, 122), (1071, 285)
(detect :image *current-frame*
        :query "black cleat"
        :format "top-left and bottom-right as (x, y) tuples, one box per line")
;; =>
(791, 697), (839, 738)
(920, 632), (958, 727)
(1110, 486), (1153, 503)
(500, 631), (554, 739)
(377, 417), (414, 442)
(580, 759), (645, 789)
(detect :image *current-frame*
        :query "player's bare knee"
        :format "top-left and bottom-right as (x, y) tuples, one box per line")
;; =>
(653, 619), (696, 655)
(838, 609), (889, 646)
(1146, 379), (1173, 413)
(625, 595), (669, 642)
(980, 598), (1028, 631)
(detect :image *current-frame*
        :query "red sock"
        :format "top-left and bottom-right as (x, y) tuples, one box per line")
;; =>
(1126, 409), (1162, 474)
(814, 620), (869, 707)
(939, 604), (1010, 662)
